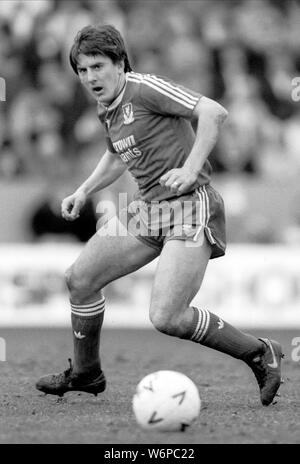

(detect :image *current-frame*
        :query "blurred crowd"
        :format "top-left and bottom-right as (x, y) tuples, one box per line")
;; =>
(0, 0), (300, 243)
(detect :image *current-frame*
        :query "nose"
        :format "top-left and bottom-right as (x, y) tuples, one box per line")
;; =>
(87, 68), (97, 84)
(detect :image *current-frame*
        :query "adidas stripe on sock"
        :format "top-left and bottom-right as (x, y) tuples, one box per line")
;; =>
(71, 295), (105, 318)
(189, 307), (264, 360)
(70, 293), (105, 374)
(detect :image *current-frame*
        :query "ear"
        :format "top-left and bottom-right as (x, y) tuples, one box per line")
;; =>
(117, 60), (125, 73)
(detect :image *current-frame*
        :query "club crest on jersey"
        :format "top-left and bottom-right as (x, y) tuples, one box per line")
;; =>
(122, 103), (134, 125)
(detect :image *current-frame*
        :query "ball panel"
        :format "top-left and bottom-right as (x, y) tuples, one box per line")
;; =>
(132, 370), (201, 431)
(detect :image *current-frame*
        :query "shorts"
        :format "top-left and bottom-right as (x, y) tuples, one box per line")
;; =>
(119, 184), (226, 259)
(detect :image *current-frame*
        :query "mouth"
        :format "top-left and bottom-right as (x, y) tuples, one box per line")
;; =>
(92, 86), (103, 96)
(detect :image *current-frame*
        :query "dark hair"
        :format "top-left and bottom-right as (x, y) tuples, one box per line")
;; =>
(69, 24), (132, 74)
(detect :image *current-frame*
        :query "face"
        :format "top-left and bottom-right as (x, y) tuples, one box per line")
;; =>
(77, 54), (125, 105)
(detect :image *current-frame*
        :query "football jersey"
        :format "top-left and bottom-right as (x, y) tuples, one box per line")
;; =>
(97, 72), (212, 202)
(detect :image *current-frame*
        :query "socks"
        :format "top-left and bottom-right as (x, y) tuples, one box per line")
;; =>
(186, 307), (264, 361)
(70, 292), (105, 376)
(69, 296), (263, 375)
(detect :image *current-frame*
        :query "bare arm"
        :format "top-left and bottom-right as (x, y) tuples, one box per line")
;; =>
(184, 96), (228, 175)
(62, 150), (126, 221)
(76, 149), (126, 196)
(160, 96), (228, 195)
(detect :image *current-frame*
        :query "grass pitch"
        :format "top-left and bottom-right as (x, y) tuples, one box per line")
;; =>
(0, 328), (299, 444)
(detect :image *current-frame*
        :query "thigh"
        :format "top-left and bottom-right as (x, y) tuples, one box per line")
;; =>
(150, 231), (212, 315)
(72, 216), (160, 288)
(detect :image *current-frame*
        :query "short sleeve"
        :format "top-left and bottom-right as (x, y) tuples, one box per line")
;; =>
(137, 74), (202, 118)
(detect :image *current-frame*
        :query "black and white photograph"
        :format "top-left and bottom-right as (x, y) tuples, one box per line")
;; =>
(0, 0), (300, 447)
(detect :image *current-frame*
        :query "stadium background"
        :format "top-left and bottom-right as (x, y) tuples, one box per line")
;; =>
(1, 0), (300, 328)
(1, 0), (300, 446)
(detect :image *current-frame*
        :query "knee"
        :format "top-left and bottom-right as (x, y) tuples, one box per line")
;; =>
(65, 266), (74, 291)
(65, 265), (98, 303)
(65, 265), (78, 292)
(149, 306), (181, 337)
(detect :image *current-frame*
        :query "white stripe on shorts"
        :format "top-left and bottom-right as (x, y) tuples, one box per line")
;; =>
(194, 186), (216, 244)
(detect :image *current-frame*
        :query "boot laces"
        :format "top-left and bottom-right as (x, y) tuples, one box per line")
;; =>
(50, 358), (73, 385)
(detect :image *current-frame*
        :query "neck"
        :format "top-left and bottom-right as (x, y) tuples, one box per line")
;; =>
(102, 73), (127, 110)
(104, 74), (126, 108)
(115, 73), (126, 99)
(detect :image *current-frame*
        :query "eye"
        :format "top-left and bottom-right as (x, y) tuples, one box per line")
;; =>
(78, 68), (86, 75)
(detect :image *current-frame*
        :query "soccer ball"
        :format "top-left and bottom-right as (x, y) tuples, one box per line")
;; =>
(132, 370), (201, 432)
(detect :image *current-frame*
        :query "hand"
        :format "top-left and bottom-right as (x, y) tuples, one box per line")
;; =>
(61, 190), (87, 221)
(159, 167), (198, 195)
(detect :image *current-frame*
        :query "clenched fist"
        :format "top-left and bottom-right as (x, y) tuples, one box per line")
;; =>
(159, 167), (198, 195)
(61, 190), (87, 221)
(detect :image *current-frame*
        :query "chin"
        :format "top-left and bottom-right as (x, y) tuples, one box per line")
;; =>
(97, 96), (112, 106)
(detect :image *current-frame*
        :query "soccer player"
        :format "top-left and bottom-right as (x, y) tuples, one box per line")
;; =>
(36, 24), (283, 406)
